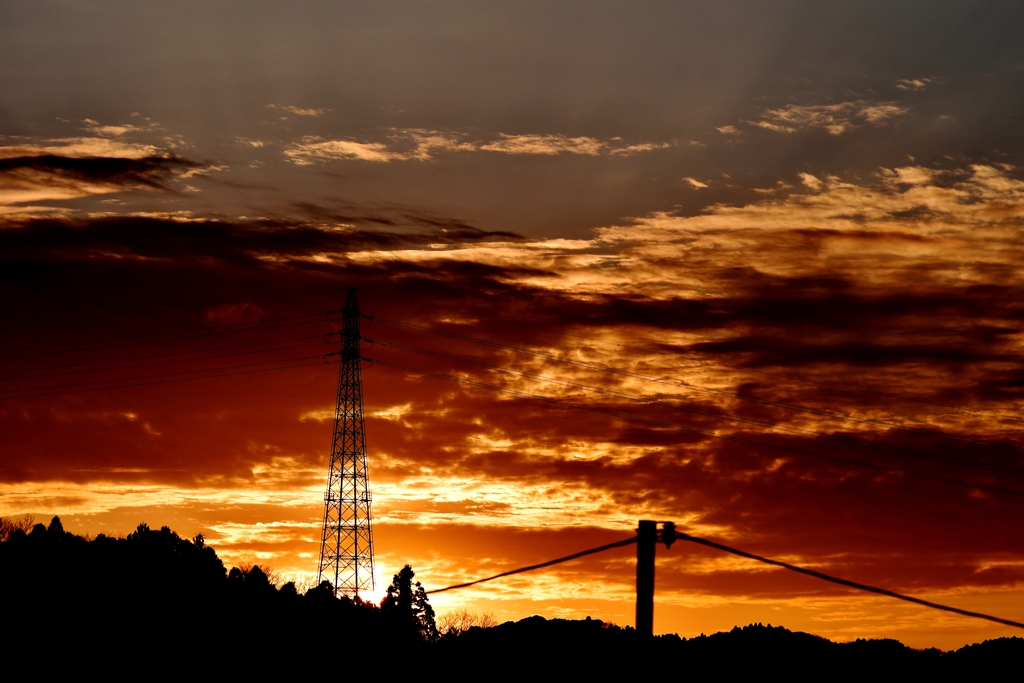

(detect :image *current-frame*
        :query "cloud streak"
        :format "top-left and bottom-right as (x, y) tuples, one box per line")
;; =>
(749, 101), (909, 136)
(896, 78), (933, 91)
(1, 162), (1022, 648)
(266, 104), (330, 117)
(284, 130), (671, 164)
(3, 0), (1024, 648)
(0, 148), (200, 212)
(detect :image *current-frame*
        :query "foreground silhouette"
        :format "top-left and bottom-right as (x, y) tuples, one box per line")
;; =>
(2, 517), (1020, 675)
(2, 516), (432, 668)
(435, 615), (1023, 676)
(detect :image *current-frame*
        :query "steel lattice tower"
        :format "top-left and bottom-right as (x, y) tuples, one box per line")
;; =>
(317, 288), (375, 598)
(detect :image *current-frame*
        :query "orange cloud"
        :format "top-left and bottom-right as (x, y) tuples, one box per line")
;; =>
(2, 162), (1023, 649)
(749, 101), (908, 136)
(284, 130), (671, 164)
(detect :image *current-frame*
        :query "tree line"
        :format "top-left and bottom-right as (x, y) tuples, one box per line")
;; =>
(2, 515), (440, 660)
(2, 515), (1020, 675)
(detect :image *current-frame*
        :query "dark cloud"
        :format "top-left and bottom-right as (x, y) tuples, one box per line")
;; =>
(3, 1), (1024, 644)
(689, 337), (1007, 368)
(0, 152), (202, 208)
(0, 214), (527, 267)
(0, 153), (197, 191)
(290, 200), (524, 239)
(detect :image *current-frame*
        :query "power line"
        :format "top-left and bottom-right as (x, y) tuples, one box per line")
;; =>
(0, 352), (328, 395)
(426, 536), (639, 594)
(0, 331), (333, 377)
(1, 338), (333, 383)
(0, 305), (340, 399)
(367, 314), (1024, 455)
(365, 337), (1024, 479)
(1, 284), (350, 335)
(672, 530), (1024, 631)
(0, 310), (329, 356)
(0, 359), (328, 401)
(0, 318), (330, 362)
(366, 356), (1024, 499)
(424, 525), (1024, 631)
(0, 354), (330, 400)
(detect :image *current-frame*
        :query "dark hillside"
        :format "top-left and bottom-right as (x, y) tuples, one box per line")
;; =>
(434, 617), (1020, 677)
(1, 517), (405, 665)
(2, 517), (1020, 676)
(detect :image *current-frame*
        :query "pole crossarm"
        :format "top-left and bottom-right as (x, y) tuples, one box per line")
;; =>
(426, 536), (639, 595)
(675, 531), (1024, 631)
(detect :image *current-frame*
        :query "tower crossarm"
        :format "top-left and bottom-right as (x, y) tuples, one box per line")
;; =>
(317, 288), (375, 598)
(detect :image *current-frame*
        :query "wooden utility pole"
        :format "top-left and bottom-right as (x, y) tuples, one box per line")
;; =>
(636, 519), (657, 636)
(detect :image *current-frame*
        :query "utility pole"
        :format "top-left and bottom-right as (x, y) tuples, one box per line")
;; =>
(636, 519), (657, 637)
(317, 288), (375, 599)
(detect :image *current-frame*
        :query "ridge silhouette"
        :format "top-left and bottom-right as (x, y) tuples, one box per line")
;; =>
(2, 516), (1020, 675)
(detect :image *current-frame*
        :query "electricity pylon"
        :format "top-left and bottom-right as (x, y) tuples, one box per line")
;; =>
(317, 288), (375, 598)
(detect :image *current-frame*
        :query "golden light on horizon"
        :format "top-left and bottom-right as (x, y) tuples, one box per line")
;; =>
(3, 1), (1024, 653)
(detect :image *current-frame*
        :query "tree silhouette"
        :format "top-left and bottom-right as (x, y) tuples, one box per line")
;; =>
(47, 516), (65, 536)
(381, 564), (438, 641)
(4, 515), (1024, 672)
(438, 608), (499, 637)
(0, 514), (34, 541)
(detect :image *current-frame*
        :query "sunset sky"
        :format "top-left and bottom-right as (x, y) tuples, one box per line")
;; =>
(2, 1), (1024, 649)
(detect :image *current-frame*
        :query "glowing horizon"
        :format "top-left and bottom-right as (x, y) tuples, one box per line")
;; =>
(2, 0), (1024, 651)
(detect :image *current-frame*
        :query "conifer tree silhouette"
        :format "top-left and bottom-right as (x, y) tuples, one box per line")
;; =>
(381, 564), (438, 641)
